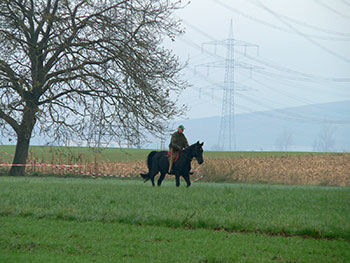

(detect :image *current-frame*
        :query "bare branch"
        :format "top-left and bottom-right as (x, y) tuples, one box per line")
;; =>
(1, 0), (187, 148)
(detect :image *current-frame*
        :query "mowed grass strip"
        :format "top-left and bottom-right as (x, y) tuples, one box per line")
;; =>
(1, 216), (349, 263)
(1, 177), (349, 241)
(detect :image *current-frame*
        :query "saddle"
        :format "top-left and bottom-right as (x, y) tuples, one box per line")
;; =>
(167, 151), (194, 175)
(168, 151), (180, 163)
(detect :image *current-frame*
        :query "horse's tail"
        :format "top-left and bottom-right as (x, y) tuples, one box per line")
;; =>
(140, 151), (158, 181)
(147, 151), (158, 170)
(140, 173), (149, 181)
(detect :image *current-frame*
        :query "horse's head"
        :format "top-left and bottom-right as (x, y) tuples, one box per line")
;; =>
(193, 141), (204, 164)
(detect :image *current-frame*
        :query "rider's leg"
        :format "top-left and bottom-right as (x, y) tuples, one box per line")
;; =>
(168, 148), (176, 174)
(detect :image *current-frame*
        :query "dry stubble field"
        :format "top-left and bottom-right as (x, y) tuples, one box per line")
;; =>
(1, 146), (349, 186)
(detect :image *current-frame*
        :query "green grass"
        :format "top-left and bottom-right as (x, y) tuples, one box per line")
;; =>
(1, 216), (349, 263)
(1, 177), (349, 240)
(0, 177), (349, 262)
(0, 145), (151, 163)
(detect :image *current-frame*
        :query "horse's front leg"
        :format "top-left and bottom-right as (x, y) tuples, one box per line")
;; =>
(175, 173), (180, 187)
(183, 174), (191, 187)
(151, 176), (155, 187)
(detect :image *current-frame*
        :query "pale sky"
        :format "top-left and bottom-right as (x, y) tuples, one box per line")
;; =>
(166, 0), (350, 120)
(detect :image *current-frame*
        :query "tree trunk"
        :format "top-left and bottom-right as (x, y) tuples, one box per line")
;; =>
(8, 110), (36, 176)
(8, 133), (31, 176)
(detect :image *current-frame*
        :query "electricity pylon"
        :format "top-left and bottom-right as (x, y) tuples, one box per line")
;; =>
(199, 20), (259, 151)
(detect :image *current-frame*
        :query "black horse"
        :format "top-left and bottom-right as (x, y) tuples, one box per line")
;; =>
(141, 141), (204, 187)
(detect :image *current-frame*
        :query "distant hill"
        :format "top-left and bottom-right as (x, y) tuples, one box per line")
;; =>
(168, 100), (350, 152)
(2, 101), (349, 152)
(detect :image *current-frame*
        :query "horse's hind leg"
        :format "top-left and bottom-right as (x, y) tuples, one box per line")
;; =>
(183, 174), (191, 187)
(149, 166), (159, 187)
(157, 172), (166, 187)
(148, 171), (157, 187)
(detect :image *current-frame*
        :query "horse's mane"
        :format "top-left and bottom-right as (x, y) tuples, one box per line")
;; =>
(182, 142), (201, 158)
(183, 143), (196, 153)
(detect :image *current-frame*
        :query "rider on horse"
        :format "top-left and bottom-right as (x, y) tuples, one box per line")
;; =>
(168, 125), (189, 174)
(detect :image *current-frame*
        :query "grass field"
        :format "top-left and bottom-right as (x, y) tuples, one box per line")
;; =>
(1, 146), (349, 261)
(0, 145), (151, 163)
(0, 145), (330, 163)
(1, 176), (349, 262)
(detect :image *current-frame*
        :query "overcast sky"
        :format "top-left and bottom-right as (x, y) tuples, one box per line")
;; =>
(165, 0), (350, 120)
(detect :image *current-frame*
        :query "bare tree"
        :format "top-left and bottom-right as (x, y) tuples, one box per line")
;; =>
(313, 120), (336, 152)
(0, 0), (187, 176)
(275, 130), (293, 151)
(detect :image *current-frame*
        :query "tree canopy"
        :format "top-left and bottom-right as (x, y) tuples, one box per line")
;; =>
(0, 0), (187, 175)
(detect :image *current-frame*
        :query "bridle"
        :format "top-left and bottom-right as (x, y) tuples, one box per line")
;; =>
(182, 145), (202, 162)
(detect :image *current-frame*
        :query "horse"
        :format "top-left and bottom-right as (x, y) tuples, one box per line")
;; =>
(140, 141), (204, 187)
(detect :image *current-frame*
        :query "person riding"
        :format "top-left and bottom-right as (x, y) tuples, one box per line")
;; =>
(168, 125), (189, 174)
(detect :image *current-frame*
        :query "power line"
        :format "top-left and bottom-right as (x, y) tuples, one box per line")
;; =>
(275, 13), (350, 38)
(234, 49), (350, 83)
(174, 20), (350, 124)
(246, 69), (348, 103)
(187, 81), (350, 124)
(180, 17), (350, 82)
(184, 71), (350, 124)
(184, 56), (350, 124)
(246, 0), (350, 37)
(341, 0), (350, 7)
(179, 33), (349, 100)
(251, 0), (350, 63)
(314, 0), (350, 20)
(210, 0), (350, 41)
